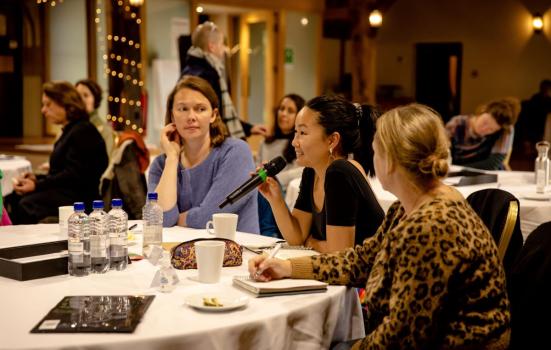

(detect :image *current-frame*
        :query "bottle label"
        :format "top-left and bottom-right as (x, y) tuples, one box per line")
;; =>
(143, 225), (162, 244)
(69, 242), (84, 264)
(90, 236), (107, 257)
(68, 241), (83, 254)
(536, 169), (547, 193)
(111, 237), (127, 246)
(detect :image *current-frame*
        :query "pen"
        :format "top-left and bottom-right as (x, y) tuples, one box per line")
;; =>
(128, 223), (138, 231)
(255, 243), (282, 277)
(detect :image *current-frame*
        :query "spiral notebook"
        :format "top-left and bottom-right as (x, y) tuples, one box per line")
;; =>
(233, 276), (327, 297)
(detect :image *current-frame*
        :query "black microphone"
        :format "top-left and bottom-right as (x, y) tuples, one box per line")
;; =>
(219, 156), (286, 208)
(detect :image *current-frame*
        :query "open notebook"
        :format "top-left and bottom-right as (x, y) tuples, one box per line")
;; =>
(233, 276), (327, 297)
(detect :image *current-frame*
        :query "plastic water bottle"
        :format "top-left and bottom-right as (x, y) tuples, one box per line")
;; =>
(142, 192), (163, 253)
(108, 198), (128, 271)
(89, 200), (110, 273)
(68, 202), (90, 276)
(535, 141), (550, 193)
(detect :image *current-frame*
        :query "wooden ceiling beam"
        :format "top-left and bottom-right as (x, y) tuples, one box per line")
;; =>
(197, 0), (324, 13)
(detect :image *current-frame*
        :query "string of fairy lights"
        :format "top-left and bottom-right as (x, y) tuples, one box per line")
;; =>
(41, 0), (144, 134)
(100, 0), (145, 134)
(36, 0), (63, 6)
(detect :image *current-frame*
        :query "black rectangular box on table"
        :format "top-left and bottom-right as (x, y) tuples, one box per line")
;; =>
(0, 240), (68, 281)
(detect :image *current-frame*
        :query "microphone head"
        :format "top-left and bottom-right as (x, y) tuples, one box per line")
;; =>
(264, 156), (287, 177)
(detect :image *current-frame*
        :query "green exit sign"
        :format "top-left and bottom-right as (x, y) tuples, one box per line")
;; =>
(284, 48), (294, 64)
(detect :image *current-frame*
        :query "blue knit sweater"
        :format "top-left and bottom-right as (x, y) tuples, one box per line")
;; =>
(148, 138), (259, 234)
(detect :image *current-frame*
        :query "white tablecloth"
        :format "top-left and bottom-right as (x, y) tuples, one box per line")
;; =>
(286, 170), (551, 241)
(0, 157), (32, 196)
(0, 224), (365, 350)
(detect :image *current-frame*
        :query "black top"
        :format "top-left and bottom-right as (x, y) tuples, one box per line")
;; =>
(181, 54), (253, 136)
(294, 159), (384, 246)
(36, 119), (108, 206)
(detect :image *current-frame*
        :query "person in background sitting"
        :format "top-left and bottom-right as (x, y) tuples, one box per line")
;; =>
(446, 97), (520, 170)
(250, 104), (510, 350)
(181, 21), (267, 139)
(8, 81), (108, 223)
(258, 93), (306, 192)
(256, 94), (305, 238)
(148, 75), (259, 233)
(76, 79), (115, 158)
(258, 95), (384, 253)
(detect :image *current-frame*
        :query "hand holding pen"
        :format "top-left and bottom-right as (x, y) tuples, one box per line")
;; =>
(248, 243), (292, 281)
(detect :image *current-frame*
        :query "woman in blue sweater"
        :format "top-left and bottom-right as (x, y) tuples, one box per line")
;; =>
(148, 76), (259, 233)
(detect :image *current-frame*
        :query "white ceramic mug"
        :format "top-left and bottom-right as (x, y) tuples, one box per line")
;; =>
(195, 241), (225, 283)
(58, 206), (74, 236)
(205, 213), (238, 241)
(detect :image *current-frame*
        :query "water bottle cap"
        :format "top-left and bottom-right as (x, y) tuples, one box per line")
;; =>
(112, 198), (123, 207)
(92, 200), (104, 209)
(73, 202), (85, 211)
(536, 141), (550, 153)
(147, 192), (158, 200)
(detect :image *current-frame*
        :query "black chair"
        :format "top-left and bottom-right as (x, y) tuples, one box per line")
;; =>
(466, 189), (523, 275)
(509, 221), (551, 350)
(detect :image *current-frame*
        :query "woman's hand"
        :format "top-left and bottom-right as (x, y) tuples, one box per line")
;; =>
(14, 177), (36, 195)
(160, 123), (182, 160)
(248, 254), (292, 281)
(257, 176), (284, 203)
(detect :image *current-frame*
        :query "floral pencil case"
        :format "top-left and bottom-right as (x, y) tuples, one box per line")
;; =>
(170, 238), (243, 269)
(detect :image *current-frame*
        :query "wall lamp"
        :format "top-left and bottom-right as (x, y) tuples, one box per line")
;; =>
(369, 10), (383, 28)
(532, 13), (543, 33)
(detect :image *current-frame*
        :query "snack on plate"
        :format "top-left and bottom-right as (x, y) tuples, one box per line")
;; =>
(202, 297), (223, 307)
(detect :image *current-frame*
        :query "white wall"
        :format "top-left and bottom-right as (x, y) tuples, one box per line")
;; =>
(375, 0), (551, 113)
(145, 0), (190, 146)
(284, 11), (319, 101)
(48, 0), (87, 82)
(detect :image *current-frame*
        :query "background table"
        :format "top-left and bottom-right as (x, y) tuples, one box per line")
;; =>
(286, 170), (551, 241)
(0, 224), (365, 350)
(0, 156), (32, 196)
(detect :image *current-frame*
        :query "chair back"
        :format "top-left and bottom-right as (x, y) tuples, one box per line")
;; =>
(509, 221), (551, 350)
(100, 139), (147, 219)
(466, 189), (523, 274)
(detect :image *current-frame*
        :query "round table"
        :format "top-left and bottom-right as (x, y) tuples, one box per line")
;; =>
(0, 224), (365, 350)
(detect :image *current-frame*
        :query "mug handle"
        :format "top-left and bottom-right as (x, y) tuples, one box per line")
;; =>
(206, 220), (215, 235)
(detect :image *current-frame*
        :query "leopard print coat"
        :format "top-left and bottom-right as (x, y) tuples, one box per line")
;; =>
(290, 190), (510, 349)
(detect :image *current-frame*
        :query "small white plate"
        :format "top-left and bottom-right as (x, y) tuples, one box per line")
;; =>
(184, 293), (249, 312)
(522, 192), (551, 201)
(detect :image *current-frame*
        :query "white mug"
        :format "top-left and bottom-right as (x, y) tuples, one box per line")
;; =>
(205, 213), (238, 241)
(58, 206), (74, 236)
(195, 241), (225, 283)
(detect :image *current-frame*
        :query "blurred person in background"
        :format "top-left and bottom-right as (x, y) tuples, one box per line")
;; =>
(7, 81), (108, 223)
(446, 97), (520, 170)
(181, 21), (267, 139)
(256, 94), (305, 238)
(76, 78), (115, 158)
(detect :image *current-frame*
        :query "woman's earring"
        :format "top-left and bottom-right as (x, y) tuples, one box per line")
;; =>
(329, 148), (334, 160)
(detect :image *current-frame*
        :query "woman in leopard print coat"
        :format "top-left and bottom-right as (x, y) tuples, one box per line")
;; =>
(249, 104), (510, 350)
